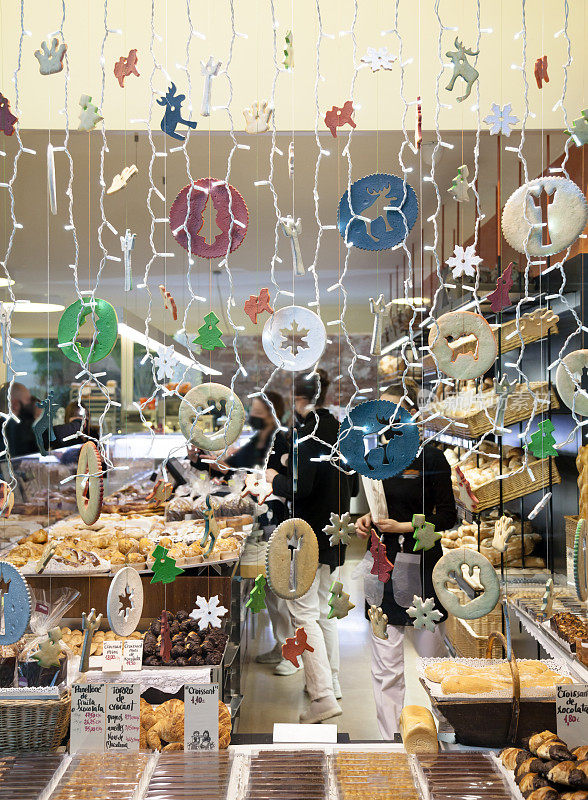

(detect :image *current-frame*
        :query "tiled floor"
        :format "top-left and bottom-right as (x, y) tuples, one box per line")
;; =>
(238, 538), (437, 739)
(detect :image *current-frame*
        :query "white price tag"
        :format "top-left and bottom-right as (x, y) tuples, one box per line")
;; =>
(557, 683), (588, 748)
(71, 683), (106, 753)
(122, 640), (144, 671)
(102, 640), (123, 672)
(105, 684), (140, 751)
(184, 683), (219, 752)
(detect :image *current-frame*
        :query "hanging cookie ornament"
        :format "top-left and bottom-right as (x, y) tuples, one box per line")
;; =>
(33, 390), (56, 456)
(120, 229), (136, 292)
(31, 628), (62, 668)
(556, 350), (588, 416)
(159, 285), (178, 320)
(150, 545), (184, 584)
(486, 262), (514, 313)
(324, 511), (355, 547)
(492, 515), (516, 553)
(526, 419), (558, 458)
(266, 518), (319, 600)
(179, 383), (245, 450)
(407, 596), (443, 632)
(446, 244), (481, 279)
(79, 608), (102, 673)
(145, 479), (174, 505)
(338, 400), (419, 480)
(76, 442), (104, 526)
(241, 472), (273, 504)
(47, 143), (57, 215)
(566, 109), (588, 147)
(282, 627), (313, 668)
(58, 298), (118, 365)
(447, 165), (470, 203)
(483, 103), (519, 136)
(107, 164), (138, 194)
(78, 95), (102, 131)
(107, 567), (143, 636)
(534, 55), (549, 88)
(428, 311), (497, 380)
(445, 38), (479, 102)
(157, 83), (197, 140)
(0, 482), (14, 519)
(193, 312), (225, 352)
(539, 577), (554, 620)
(245, 575), (267, 613)
(454, 466), (479, 512)
(283, 30), (293, 70)
(243, 101), (274, 134)
(0, 562), (31, 646)
(370, 530), (393, 583)
(280, 216), (304, 276)
(113, 49), (140, 87)
(412, 514), (441, 552)
(324, 101), (356, 137)
(159, 611), (172, 663)
(262, 306), (326, 372)
(189, 595), (228, 630)
(0, 93), (17, 136)
(153, 345), (177, 382)
(200, 56), (222, 117)
(368, 605), (388, 640)
(574, 520), (588, 602)
(34, 37), (67, 75)
(338, 173), (418, 251)
(361, 46), (396, 72)
(244, 288), (273, 324)
(432, 549), (500, 620)
(369, 294), (392, 356)
(502, 177), (588, 257)
(169, 178), (248, 259)
(327, 581), (355, 619)
(200, 495), (220, 557)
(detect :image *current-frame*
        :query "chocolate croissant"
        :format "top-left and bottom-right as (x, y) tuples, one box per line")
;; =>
(547, 760), (588, 788)
(561, 792), (588, 800)
(517, 758), (550, 780)
(529, 730), (561, 754)
(537, 739), (576, 761)
(519, 773), (550, 796)
(574, 748), (588, 762)
(501, 747), (532, 771)
(527, 789), (561, 800)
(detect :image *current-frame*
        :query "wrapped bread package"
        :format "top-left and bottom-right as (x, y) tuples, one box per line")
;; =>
(399, 704), (438, 754)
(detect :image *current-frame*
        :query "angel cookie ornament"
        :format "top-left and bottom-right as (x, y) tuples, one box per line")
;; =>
(432, 549), (500, 620)
(338, 173), (418, 251)
(0, 562), (31, 646)
(262, 306), (326, 372)
(266, 518), (319, 600)
(428, 311), (497, 380)
(407, 596), (442, 632)
(502, 177), (588, 257)
(107, 567), (143, 636)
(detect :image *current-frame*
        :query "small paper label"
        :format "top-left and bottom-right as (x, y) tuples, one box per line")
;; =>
(102, 641), (123, 672)
(273, 722), (338, 743)
(184, 683), (219, 752)
(71, 683), (106, 753)
(105, 684), (140, 751)
(557, 683), (588, 748)
(122, 640), (144, 671)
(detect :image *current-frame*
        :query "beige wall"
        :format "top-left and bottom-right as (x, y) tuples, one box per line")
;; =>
(0, 0), (586, 133)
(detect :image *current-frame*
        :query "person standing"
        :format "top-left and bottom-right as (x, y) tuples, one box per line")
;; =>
(267, 369), (357, 723)
(355, 380), (457, 740)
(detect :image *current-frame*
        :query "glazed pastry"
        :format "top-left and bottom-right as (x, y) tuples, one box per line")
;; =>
(537, 739), (576, 761)
(547, 760), (588, 787)
(501, 747), (532, 771)
(518, 773), (549, 795)
(574, 747), (588, 762)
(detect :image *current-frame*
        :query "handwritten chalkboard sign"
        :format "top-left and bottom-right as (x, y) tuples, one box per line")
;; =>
(557, 683), (588, 748)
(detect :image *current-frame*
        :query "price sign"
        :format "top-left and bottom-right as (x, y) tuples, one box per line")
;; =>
(122, 639), (144, 671)
(102, 640), (123, 672)
(71, 683), (106, 753)
(557, 683), (588, 748)
(184, 683), (219, 752)
(105, 684), (140, 750)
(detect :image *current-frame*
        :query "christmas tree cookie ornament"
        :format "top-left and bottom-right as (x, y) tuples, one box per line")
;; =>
(34, 37), (67, 75)
(79, 608), (102, 673)
(566, 109), (588, 147)
(31, 627), (62, 668)
(407, 596), (443, 632)
(193, 311), (226, 352)
(327, 581), (355, 619)
(527, 419), (558, 458)
(78, 95), (103, 131)
(486, 262), (514, 313)
(370, 530), (393, 583)
(150, 545), (184, 584)
(412, 514), (441, 552)
(246, 575), (267, 613)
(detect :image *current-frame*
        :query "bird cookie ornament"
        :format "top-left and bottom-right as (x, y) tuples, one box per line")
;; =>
(190, 595), (228, 630)
(34, 37), (67, 75)
(169, 178), (248, 259)
(534, 55), (549, 88)
(412, 514), (441, 552)
(338, 173), (418, 251)
(0, 562), (31, 646)
(159, 285), (178, 320)
(107, 567), (143, 636)
(262, 306), (326, 372)
(282, 627), (313, 668)
(555, 350), (588, 416)
(179, 384), (245, 450)
(327, 581), (355, 619)
(107, 165), (138, 194)
(266, 519), (319, 600)
(428, 311), (497, 380)
(407, 596), (443, 632)
(324, 512), (355, 547)
(145, 479), (174, 505)
(338, 400), (419, 480)
(502, 177), (588, 258)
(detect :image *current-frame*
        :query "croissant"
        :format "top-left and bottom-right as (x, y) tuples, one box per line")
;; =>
(547, 760), (588, 788)
(528, 730), (560, 754)
(518, 773), (549, 795)
(146, 716), (184, 750)
(162, 742), (183, 751)
(526, 789), (560, 800)
(537, 740), (576, 762)
(516, 758), (549, 780)
(561, 792), (588, 800)
(501, 747), (531, 771)
(574, 748), (588, 763)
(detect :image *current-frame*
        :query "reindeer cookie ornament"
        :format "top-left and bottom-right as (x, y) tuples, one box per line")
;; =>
(445, 37), (479, 102)
(338, 173), (418, 251)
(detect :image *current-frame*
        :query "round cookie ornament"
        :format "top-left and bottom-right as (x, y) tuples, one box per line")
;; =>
(556, 350), (588, 416)
(76, 442), (104, 526)
(0, 561), (32, 645)
(266, 518), (319, 600)
(338, 173), (418, 251)
(432, 549), (500, 620)
(428, 311), (497, 380)
(58, 298), (118, 365)
(169, 177), (248, 259)
(338, 400), (419, 480)
(179, 383), (245, 450)
(262, 306), (326, 372)
(502, 176), (588, 257)
(107, 567), (144, 636)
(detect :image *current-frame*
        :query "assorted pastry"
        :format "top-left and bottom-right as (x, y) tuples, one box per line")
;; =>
(140, 697), (231, 750)
(448, 444), (545, 494)
(440, 511), (544, 567)
(419, 752), (514, 800)
(423, 659), (573, 696)
(51, 753), (151, 800)
(550, 613), (588, 651)
(335, 752), (419, 800)
(501, 731), (588, 799)
(142, 610), (228, 667)
(59, 628), (144, 658)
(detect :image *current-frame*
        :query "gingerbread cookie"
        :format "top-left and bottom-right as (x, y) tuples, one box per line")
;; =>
(265, 518), (318, 599)
(428, 311), (497, 380)
(76, 442), (104, 526)
(556, 350), (588, 416)
(432, 549), (500, 620)
(179, 383), (245, 451)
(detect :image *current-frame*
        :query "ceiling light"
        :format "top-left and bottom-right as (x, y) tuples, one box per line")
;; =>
(391, 297), (430, 305)
(4, 301), (64, 313)
(0, 278), (15, 287)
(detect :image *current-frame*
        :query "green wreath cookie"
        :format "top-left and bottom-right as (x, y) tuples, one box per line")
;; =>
(58, 298), (118, 364)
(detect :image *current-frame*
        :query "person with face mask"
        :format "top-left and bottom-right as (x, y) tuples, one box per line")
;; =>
(265, 369), (358, 723)
(0, 382), (84, 458)
(355, 379), (457, 741)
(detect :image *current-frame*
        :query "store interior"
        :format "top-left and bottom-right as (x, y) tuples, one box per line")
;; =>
(0, 0), (588, 797)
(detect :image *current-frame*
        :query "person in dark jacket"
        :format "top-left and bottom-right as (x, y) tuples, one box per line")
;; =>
(266, 369), (356, 724)
(356, 379), (457, 740)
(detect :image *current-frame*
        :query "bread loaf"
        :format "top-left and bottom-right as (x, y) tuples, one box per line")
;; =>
(399, 705), (438, 754)
(440, 674), (511, 695)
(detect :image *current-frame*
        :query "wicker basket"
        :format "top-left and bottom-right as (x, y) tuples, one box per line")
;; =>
(565, 515), (580, 550)
(0, 692), (71, 753)
(446, 607), (503, 659)
(455, 457), (561, 513)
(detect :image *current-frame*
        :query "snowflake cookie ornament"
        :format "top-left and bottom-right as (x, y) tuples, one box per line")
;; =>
(492, 515), (516, 553)
(407, 595), (443, 632)
(483, 103), (519, 136)
(189, 595), (228, 630)
(446, 243), (482, 279)
(361, 46), (396, 72)
(154, 345), (176, 382)
(324, 511), (355, 546)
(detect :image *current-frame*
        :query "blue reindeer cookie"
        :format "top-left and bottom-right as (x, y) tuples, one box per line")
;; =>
(337, 173), (418, 251)
(338, 400), (419, 480)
